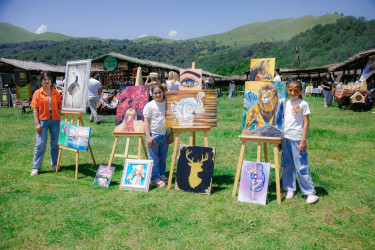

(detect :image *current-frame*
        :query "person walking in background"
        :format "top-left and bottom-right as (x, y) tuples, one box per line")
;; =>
(282, 80), (319, 204)
(166, 71), (180, 91)
(228, 81), (235, 98)
(143, 84), (174, 188)
(321, 72), (333, 107)
(88, 72), (103, 124)
(30, 71), (62, 176)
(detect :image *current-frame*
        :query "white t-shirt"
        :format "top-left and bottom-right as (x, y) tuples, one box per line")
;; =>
(283, 99), (310, 141)
(88, 78), (103, 98)
(143, 100), (167, 135)
(166, 80), (180, 91)
(274, 75), (281, 82)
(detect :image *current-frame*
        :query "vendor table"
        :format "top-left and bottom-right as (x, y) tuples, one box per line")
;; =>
(334, 90), (368, 109)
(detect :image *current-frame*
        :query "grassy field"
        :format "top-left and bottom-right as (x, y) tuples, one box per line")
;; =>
(0, 95), (374, 248)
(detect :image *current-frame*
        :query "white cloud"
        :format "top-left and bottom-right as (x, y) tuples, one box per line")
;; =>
(35, 25), (47, 34)
(168, 30), (178, 38)
(139, 34), (149, 38)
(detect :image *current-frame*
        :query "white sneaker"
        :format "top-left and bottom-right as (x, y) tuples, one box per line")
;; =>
(152, 178), (166, 188)
(306, 195), (319, 204)
(30, 169), (39, 176)
(159, 175), (168, 183)
(285, 191), (295, 199)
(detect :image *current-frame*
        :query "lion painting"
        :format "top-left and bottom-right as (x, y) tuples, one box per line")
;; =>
(249, 59), (274, 81)
(243, 83), (279, 133)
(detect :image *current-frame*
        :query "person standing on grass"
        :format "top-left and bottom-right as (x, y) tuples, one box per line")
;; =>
(321, 72), (333, 107)
(282, 80), (319, 204)
(143, 84), (174, 188)
(228, 81), (235, 98)
(88, 72), (103, 124)
(30, 71), (62, 176)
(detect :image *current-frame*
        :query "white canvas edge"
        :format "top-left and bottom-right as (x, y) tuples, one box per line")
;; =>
(119, 159), (153, 192)
(62, 59), (91, 113)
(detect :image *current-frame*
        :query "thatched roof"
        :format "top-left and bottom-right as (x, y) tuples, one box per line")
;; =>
(0, 58), (65, 73)
(92, 52), (222, 78)
(328, 48), (375, 71)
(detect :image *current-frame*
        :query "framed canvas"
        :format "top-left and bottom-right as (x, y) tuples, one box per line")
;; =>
(179, 69), (202, 90)
(238, 161), (270, 205)
(93, 165), (115, 187)
(113, 86), (149, 133)
(165, 90), (217, 128)
(120, 159), (153, 192)
(62, 59), (91, 113)
(175, 145), (215, 194)
(242, 81), (285, 137)
(0, 88), (10, 107)
(14, 70), (32, 100)
(249, 58), (275, 81)
(66, 125), (91, 151)
(58, 121), (70, 146)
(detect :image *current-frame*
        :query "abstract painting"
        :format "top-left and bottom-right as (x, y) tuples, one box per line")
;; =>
(175, 145), (215, 194)
(165, 90), (217, 128)
(242, 81), (285, 137)
(249, 58), (275, 81)
(238, 161), (270, 205)
(93, 165), (115, 187)
(113, 86), (149, 133)
(66, 125), (91, 151)
(62, 59), (91, 113)
(120, 159), (153, 192)
(179, 69), (202, 90)
(58, 121), (70, 146)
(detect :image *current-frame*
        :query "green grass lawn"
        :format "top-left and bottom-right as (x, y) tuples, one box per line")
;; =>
(0, 96), (374, 248)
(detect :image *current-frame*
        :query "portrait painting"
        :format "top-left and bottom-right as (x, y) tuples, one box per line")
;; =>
(66, 125), (91, 151)
(175, 145), (215, 195)
(93, 165), (115, 188)
(179, 69), (202, 90)
(58, 121), (70, 146)
(120, 159), (153, 192)
(238, 161), (270, 205)
(113, 86), (149, 133)
(249, 58), (275, 81)
(165, 90), (217, 128)
(62, 60), (91, 112)
(242, 81), (285, 137)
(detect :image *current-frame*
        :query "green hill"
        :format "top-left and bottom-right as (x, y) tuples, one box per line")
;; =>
(194, 14), (342, 47)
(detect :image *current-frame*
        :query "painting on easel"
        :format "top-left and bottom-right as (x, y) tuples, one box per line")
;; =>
(113, 86), (149, 133)
(175, 145), (215, 194)
(242, 81), (285, 137)
(179, 69), (202, 90)
(119, 159), (153, 192)
(249, 58), (275, 81)
(62, 59), (91, 113)
(58, 121), (70, 146)
(165, 90), (217, 128)
(66, 125), (91, 151)
(238, 161), (270, 205)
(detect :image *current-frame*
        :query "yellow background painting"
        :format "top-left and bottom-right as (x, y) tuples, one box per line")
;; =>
(249, 58), (275, 81)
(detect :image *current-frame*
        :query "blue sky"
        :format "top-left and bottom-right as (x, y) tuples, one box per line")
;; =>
(0, 0), (374, 40)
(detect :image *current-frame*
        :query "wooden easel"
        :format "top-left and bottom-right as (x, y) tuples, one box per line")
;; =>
(108, 132), (148, 166)
(56, 111), (97, 180)
(167, 126), (211, 189)
(232, 135), (282, 204)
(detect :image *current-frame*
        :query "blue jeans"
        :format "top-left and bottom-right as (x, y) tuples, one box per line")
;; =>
(281, 138), (316, 195)
(147, 133), (169, 181)
(32, 112), (60, 170)
(323, 89), (332, 106)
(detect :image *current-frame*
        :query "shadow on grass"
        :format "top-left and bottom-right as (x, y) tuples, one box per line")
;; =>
(56, 163), (97, 179)
(211, 174), (234, 194)
(315, 186), (328, 197)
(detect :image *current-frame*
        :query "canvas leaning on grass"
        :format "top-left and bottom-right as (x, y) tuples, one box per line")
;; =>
(93, 165), (115, 188)
(120, 159), (153, 192)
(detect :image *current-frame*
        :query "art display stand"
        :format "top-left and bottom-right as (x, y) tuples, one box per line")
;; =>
(232, 135), (282, 204)
(56, 111), (96, 180)
(108, 132), (148, 166)
(167, 126), (211, 190)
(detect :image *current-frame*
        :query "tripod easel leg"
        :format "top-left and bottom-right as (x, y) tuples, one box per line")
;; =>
(56, 148), (62, 173)
(274, 143), (281, 204)
(75, 150), (79, 180)
(167, 131), (180, 190)
(141, 137), (148, 158)
(88, 144), (96, 166)
(108, 136), (119, 166)
(232, 141), (246, 196)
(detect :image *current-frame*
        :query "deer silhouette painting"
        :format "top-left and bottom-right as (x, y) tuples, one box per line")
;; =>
(186, 150), (209, 189)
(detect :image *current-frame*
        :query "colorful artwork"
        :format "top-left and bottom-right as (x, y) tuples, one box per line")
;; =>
(238, 161), (270, 205)
(165, 90), (217, 128)
(58, 121), (70, 146)
(242, 81), (285, 137)
(359, 57), (375, 82)
(62, 60), (91, 112)
(93, 165), (115, 187)
(0, 88), (10, 107)
(175, 146), (215, 194)
(120, 159), (153, 192)
(14, 70), (31, 100)
(113, 86), (149, 133)
(249, 58), (275, 81)
(66, 125), (91, 151)
(179, 69), (202, 90)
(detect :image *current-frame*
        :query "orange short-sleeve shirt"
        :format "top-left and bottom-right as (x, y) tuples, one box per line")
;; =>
(30, 87), (62, 120)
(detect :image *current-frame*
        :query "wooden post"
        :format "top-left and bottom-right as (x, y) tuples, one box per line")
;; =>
(192, 62), (195, 69)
